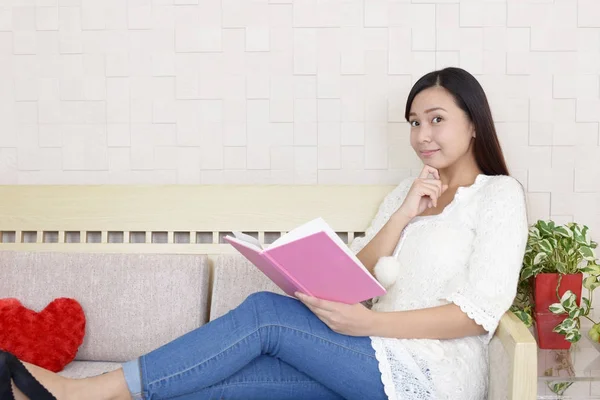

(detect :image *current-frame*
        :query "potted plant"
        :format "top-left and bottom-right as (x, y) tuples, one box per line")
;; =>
(511, 220), (599, 349)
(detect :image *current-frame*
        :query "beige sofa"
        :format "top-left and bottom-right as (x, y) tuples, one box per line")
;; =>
(0, 184), (537, 399)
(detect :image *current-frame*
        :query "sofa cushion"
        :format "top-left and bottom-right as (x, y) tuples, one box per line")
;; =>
(210, 254), (286, 321)
(0, 251), (210, 362)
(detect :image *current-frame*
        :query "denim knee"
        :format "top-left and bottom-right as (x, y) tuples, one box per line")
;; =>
(243, 291), (294, 324)
(246, 291), (283, 304)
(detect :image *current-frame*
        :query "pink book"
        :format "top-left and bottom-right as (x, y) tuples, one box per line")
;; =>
(224, 217), (386, 304)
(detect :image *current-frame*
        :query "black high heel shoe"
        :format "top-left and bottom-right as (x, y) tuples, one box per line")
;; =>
(0, 350), (57, 400)
(0, 351), (14, 400)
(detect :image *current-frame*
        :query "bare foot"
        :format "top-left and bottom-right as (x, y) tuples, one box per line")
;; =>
(11, 361), (131, 400)
(11, 361), (68, 400)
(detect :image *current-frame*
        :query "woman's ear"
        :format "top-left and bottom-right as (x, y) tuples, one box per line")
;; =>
(468, 122), (476, 138)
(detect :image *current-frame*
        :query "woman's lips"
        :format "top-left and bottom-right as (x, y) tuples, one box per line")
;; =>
(420, 149), (439, 157)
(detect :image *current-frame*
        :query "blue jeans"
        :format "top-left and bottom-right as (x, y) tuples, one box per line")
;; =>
(121, 291), (387, 400)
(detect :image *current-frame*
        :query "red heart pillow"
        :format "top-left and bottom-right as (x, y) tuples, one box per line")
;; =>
(0, 298), (86, 372)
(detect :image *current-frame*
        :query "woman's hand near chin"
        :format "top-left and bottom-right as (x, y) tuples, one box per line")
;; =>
(396, 165), (448, 220)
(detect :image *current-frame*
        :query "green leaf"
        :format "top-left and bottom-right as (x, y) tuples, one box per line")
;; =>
(565, 330), (581, 343)
(549, 382), (574, 396)
(556, 261), (568, 274)
(575, 232), (587, 246)
(520, 265), (536, 281)
(582, 297), (591, 315)
(512, 310), (533, 327)
(534, 252), (547, 265)
(581, 263), (600, 275)
(584, 275), (600, 291)
(549, 302), (566, 314)
(539, 221), (552, 237)
(522, 253), (533, 267)
(553, 325), (568, 334)
(568, 307), (582, 319)
(580, 246), (596, 260)
(539, 239), (553, 254)
(560, 290), (576, 305)
(554, 317), (577, 332)
(563, 297), (577, 313)
(554, 226), (571, 238)
(582, 225), (590, 242)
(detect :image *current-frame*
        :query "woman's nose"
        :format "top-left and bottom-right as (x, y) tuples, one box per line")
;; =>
(416, 124), (432, 143)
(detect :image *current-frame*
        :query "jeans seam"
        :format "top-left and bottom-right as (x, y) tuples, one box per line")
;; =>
(146, 324), (377, 388)
(251, 294), (263, 347)
(140, 356), (149, 400)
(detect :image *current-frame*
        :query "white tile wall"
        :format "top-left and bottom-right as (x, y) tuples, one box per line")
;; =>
(0, 0), (598, 244)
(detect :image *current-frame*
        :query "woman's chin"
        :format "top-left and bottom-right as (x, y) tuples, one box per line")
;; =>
(419, 158), (445, 169)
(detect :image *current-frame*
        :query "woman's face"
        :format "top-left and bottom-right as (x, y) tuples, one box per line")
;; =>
(407, 86), (475, 170)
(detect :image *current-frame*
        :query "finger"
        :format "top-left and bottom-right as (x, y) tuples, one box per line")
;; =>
(296, 293), (335, 312)
(421, 180), (442, 198)
(305, 304), (331, 322)
(418, 165), (439, 180)
(299, 299), (319, 314)
(419, 183), (441, 207)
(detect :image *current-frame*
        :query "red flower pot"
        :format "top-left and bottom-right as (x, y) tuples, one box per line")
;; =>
(534, 273), (583, 349)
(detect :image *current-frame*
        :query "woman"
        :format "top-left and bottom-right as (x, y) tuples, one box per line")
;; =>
(1, 67), (528, 400)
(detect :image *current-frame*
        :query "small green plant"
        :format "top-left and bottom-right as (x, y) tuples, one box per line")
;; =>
(511, 220), (600, 343)
(547, 381), (574, 397)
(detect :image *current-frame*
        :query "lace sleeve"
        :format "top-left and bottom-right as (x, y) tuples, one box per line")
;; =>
(441, 176), (529, 344)
(348, 177), (415, 255)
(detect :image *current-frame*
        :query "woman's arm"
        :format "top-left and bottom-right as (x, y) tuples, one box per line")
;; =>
(295, 295), (487, 339)
(369, 304), (487, 340)
(355, 165), (445, 276)
(356, 212), (412, 276)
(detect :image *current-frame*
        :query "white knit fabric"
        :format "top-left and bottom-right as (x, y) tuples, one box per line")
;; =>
(349, 174), (528, 400)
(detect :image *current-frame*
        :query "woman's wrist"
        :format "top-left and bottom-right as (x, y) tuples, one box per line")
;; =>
(368, 310), (406, 339)
(391, 208), (413, 225)
(367, 310), (392, 337)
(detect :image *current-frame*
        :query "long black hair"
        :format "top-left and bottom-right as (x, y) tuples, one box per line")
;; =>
(404, 67), (510, 176)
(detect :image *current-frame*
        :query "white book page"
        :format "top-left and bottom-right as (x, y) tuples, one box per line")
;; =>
(225, 235), (263, 252)
(268, 217), (328, 249)
(232, 231), (264, 251)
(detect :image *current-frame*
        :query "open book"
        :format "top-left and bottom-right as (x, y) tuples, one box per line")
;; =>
(224, 217), (386, 304)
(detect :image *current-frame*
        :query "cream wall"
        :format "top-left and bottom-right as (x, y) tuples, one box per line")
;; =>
(0, 0), (598, 240)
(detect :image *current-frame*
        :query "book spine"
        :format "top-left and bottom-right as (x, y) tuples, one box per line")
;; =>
(262, 252), (313, 297)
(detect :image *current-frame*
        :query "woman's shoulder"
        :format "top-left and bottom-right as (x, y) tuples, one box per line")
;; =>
(479, 174), (526, 197)
(474, 174), (527, 213)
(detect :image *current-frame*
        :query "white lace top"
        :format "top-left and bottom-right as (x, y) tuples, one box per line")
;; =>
(349, 174), (529, 400)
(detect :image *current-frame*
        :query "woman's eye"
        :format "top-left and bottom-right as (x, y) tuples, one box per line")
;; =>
(432, 116), (443, 124)
(410, 120), (419, 127)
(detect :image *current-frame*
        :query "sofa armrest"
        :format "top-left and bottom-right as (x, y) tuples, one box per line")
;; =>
(496, 311), (537, 400)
